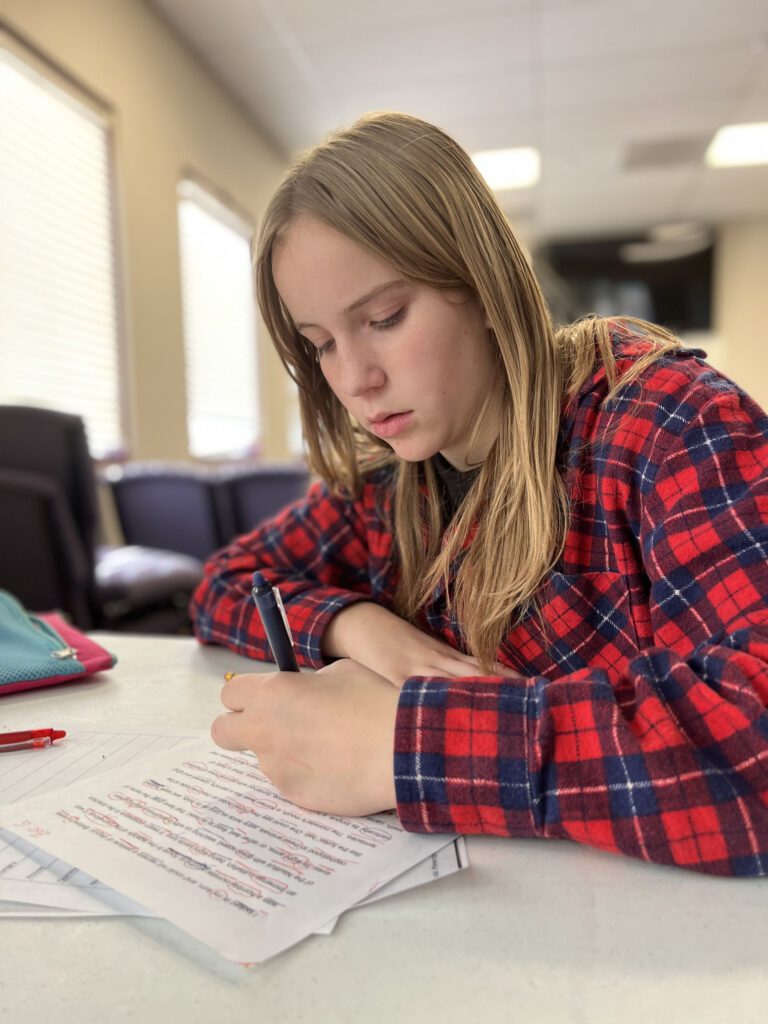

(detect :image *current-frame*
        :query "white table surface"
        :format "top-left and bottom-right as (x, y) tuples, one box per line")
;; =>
(1, 633), (768, 1024)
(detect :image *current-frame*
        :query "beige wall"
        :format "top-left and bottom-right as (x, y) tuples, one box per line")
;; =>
(714, 220), (768, 414)
(1, 0), (292, 462)
(2, 0), (767, 470)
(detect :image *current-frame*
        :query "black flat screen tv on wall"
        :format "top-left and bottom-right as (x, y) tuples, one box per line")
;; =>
(538, 236), (713, 335)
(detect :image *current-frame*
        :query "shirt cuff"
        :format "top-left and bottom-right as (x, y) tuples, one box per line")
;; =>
(393, 675), (536, 836)
(289, 589), (373, 669)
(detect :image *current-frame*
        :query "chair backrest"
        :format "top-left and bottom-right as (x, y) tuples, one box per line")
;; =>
(0, 405), (99, 569)
(106, 463), (235, 561)
(0, 468), (94, 626)
(222, 465), (310, 536)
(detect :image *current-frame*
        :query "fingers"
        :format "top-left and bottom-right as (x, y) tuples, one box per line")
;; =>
(211, 710), (251, 751)
(433, 644), (525, 679)
(220, 671), (278, 711)
(456, 651), (484, 665)
(215, 672), (282, 752)
(433, 655), (525, 680)
(214, 669), (307, 753)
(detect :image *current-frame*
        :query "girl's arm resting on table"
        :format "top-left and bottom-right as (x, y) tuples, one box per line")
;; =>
(190, 478), (377, 667)
(322, 601), (516, 687)
(191, 474), (509, 681)
(395, 387), (768, 876)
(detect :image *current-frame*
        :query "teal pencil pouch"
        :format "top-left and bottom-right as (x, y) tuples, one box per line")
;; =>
(0, 589), (116, 696)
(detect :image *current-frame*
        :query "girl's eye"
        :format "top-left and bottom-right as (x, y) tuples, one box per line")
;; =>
(370, 307), (405, 331)
(307, 306), (405, 359)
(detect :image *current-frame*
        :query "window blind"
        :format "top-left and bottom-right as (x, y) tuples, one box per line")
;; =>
(177, 179), (260, 459)
(286, 373), (306, 458)
(0, 40), (123, 458)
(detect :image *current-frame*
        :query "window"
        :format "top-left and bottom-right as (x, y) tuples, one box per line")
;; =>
(177, 178), (260, 459)
(0, 34), (123, 458)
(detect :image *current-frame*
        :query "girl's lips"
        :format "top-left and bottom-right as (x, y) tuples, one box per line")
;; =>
(369, 411), (414, 439)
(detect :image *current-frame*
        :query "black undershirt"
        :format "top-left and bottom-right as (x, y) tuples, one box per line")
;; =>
(431, 452), (481, 522)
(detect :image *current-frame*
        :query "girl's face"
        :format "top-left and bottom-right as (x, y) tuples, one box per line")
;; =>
(273, 216), (500, 470)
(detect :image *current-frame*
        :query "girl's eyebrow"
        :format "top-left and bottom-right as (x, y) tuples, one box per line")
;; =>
(295, 278), (406, 331)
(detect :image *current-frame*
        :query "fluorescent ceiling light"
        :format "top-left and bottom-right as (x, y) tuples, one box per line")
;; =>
(472, 147), (540, 190)
(620, 239), (710, 263)
(647, 222), (709, 244)
(620, 222), (712, 263)
(705, 122), (768, 167)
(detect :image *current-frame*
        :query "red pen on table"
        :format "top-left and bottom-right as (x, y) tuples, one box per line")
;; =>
(0, 728), (67, 753)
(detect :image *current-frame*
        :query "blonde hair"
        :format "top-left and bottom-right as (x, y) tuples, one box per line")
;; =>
(255, 111), (682, 669)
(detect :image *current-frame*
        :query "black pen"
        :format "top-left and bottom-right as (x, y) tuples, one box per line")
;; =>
(251, 571), (300, 672)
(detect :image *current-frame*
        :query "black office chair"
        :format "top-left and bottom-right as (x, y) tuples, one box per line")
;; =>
(0, 406), (204, 632)
(0, 467), (93, 627)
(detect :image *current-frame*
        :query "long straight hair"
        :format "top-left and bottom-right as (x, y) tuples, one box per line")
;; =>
(255, 112), (681, 669)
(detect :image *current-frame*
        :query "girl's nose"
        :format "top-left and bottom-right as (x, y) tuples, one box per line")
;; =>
(336, 346), (387, 398)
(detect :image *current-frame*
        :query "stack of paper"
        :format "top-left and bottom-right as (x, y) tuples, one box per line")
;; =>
(1, 723), (466, 963)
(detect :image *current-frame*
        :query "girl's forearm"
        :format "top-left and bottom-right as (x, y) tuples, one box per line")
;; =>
(321, 601), (397, 661)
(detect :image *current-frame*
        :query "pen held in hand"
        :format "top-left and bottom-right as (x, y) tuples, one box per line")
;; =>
(251, 571), (300, 672)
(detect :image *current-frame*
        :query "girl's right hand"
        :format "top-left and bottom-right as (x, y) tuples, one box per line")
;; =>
(321, 601), (522, 688)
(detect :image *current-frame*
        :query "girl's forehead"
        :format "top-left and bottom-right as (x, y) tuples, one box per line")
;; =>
(273, 219), (400, 309)
(276, 215), (375, 264)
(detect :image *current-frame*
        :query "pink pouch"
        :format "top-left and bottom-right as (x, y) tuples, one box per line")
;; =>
(0, 590), (116, 696)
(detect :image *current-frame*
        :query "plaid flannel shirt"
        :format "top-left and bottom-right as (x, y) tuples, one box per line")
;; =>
(191, 334), (768, 876)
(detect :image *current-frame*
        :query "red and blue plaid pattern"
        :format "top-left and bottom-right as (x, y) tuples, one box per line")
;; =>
(191, 334), (768, 875)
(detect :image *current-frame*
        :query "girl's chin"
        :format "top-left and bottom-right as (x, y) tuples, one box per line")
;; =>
(387, 439), (442, 463)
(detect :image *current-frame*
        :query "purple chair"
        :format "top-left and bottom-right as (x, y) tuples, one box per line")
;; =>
(105, 461), (311, 555)
(219, 464), (310, 536)
(105, 462), (235, 561)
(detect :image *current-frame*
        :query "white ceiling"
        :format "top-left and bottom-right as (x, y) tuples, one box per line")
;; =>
(148, 0), (768, 243)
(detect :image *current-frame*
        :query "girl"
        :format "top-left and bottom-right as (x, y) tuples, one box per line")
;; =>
(191, 111), (768, 876)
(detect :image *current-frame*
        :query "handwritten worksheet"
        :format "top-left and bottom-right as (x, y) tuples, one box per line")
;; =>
(8, 738), (456, 962)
